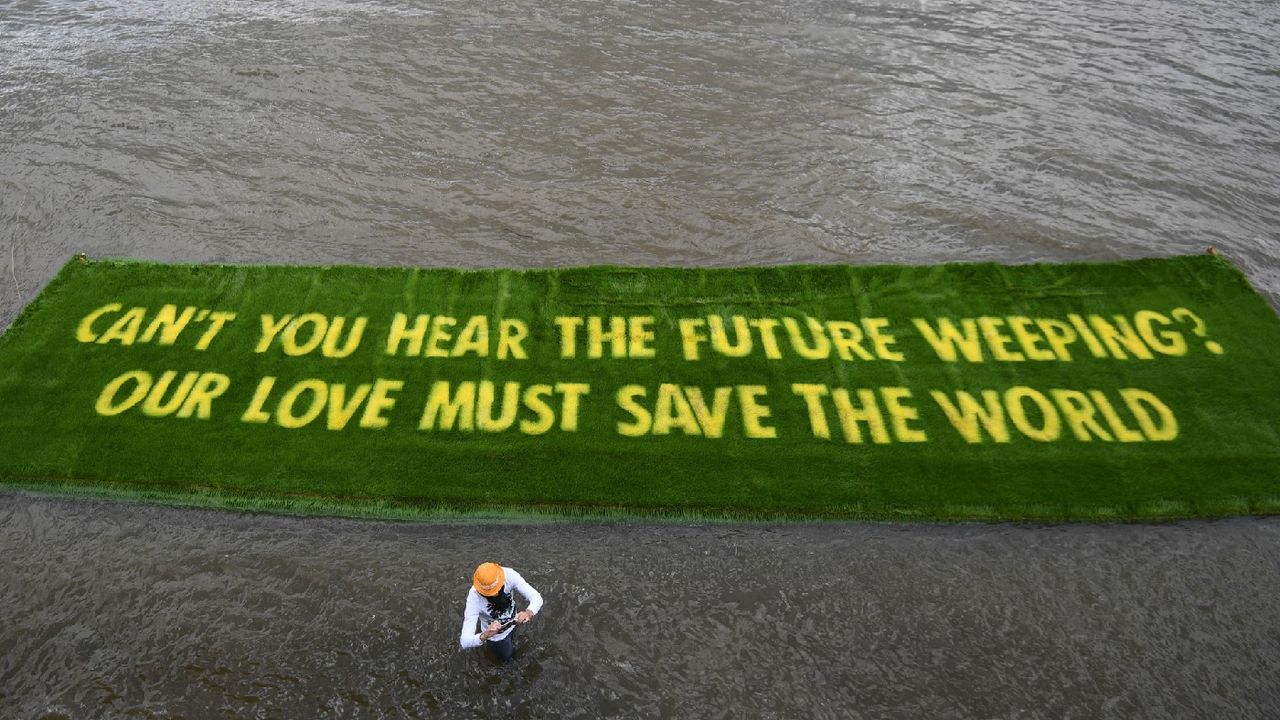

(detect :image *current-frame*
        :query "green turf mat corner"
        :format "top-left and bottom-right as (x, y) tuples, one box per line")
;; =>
(1, 254), (1278, 522)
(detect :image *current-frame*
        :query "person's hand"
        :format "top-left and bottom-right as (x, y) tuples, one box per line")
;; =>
(515, 610), (535, 625)
(479, 620), (503, 641)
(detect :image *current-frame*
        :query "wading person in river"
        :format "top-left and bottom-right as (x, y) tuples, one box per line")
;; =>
(459, 562), (543, 661)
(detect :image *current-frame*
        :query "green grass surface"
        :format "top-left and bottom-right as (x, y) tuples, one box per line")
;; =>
(1, 254), (1278, 522)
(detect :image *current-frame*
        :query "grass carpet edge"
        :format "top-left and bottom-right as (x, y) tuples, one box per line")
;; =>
(3, 475), (1278, 525)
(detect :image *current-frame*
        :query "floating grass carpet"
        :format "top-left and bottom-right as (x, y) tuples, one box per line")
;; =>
(1, 254), (1279, 522)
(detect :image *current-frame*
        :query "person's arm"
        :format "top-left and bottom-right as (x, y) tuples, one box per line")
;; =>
(459, 593), (485, 648)
(508, 569), (544, 622)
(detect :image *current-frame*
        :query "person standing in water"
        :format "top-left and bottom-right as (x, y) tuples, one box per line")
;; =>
(458, 562), (543, 661)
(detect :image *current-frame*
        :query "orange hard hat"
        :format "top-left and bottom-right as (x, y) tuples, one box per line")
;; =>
(473, 562), (505, 596)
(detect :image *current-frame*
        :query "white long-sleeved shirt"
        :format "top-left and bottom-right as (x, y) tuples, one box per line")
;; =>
(458, 567), (544, 648)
